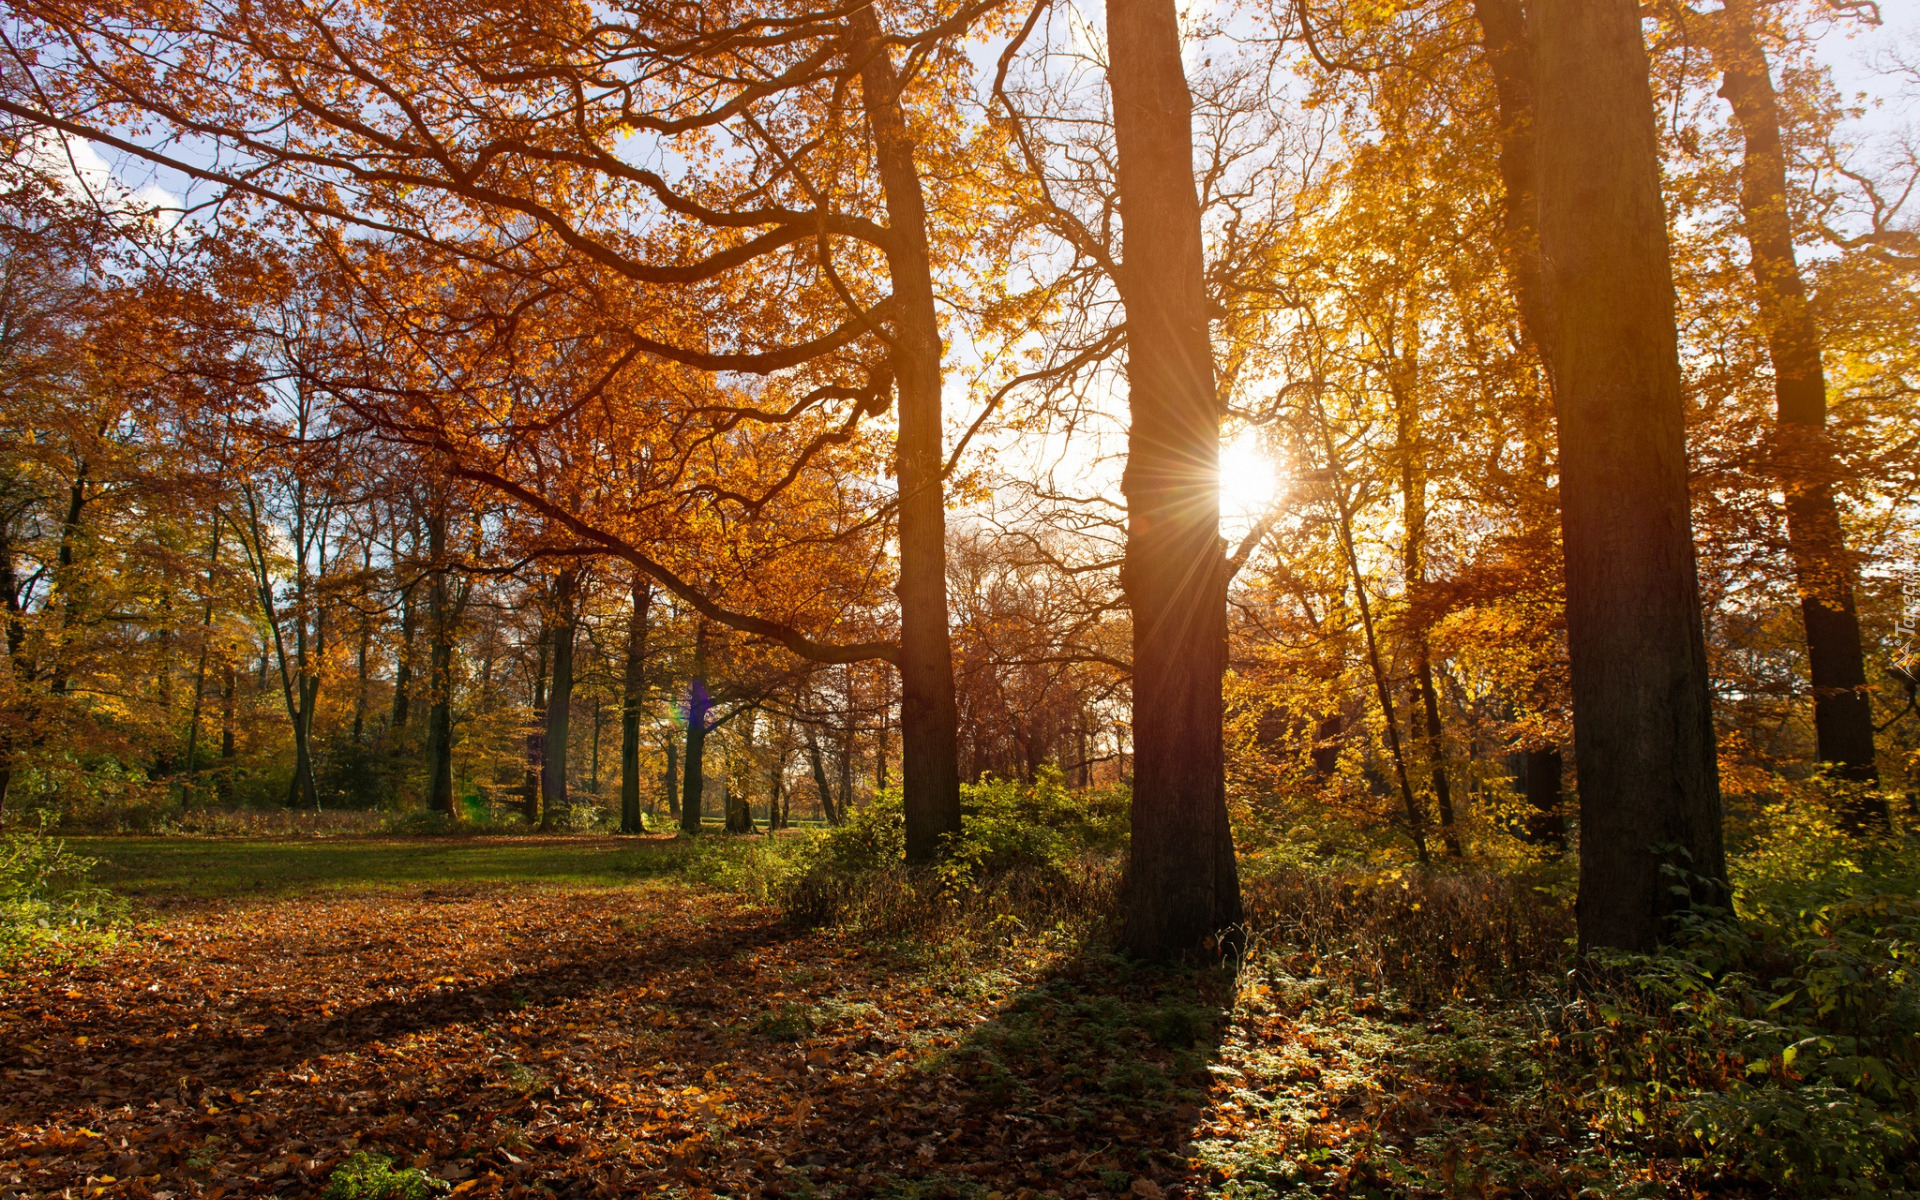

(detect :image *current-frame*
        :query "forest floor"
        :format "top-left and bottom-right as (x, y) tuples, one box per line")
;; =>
(1, 838), (1632, 1200)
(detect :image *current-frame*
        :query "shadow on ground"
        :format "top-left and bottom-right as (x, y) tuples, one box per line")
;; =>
(0, 877), (1236, 1199)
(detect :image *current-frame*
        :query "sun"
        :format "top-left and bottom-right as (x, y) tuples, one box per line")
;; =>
(1219, 431), (1281, 520)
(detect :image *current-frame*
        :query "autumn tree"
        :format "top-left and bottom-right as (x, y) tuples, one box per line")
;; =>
(1535, 0), (1726, 950)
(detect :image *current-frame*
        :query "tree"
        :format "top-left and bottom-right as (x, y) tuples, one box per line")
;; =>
(1698, 0), (1880, 819)
(1106, 0), (1243, 958)
(620, 574), (653, 834)
(1534, 0), (1726, 951)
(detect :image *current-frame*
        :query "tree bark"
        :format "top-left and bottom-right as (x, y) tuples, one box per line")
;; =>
(1470, 0), (1552, 360)
(681, 621), (709, 834)
(664, 736), (679, 820)
(542, 568), (577, 830)
(424, 505), (456, 816)
(391, 578), (417, 740)
(807, 731), (840, 825)
(1393, 347), (1461, 857)
(1106, 0), (1242, 958)
(1710, 0), (1879, 820)
(853, 8), (963, 862)
(1523, 745), (1566, 854)
(621, 574), (652, 833)
(1535, 0), (1726, 952)
(523, 623), (549, 824)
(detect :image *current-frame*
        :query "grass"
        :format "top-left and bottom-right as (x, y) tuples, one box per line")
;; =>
(68, 829), (805, 899)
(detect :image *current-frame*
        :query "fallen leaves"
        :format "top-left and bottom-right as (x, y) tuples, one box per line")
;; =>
(0, 881), (1244, 1199)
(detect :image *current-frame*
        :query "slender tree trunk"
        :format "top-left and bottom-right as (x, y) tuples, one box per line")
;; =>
(542, 569), (577, 830)
(353, 611), (371, 745)
(1472, 0), (1574, 830)
(1106, 0), (1242, 959)
(768, 747), (786, 831)
(807, 731), (840, 825)
(1535, 0), (1726, 952)
(853, 9), (963, 862)
(391, 580), (417, 741)
(621, 577), (652, 833)
(681, 622), (709, 834)
(664, 737), (679, 820)
(523, 625), (549, 825)
(218, 662), (236, 804)
(1470, 0), (1552, 359)
(49, 463), (88, 697)
(1314, 396), (1429, 859)
(1711, 0), (1879, 822)
(182, 515), (223, 804)
(590, 700), (601, 794)
(1392, 349), (1462, 857)
(424, 506), (456, 816)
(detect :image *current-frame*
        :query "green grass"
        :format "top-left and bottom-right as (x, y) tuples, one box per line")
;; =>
(68, 831), (806, 898)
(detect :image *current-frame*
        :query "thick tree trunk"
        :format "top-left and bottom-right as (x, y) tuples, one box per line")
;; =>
(542, 569), (577, 830)
(1106, 0), (1242, 958)
(681, 622), (709, 834)
(1523, 746), (1566, 854)
(621, 576), (652, 833)
(1711, 0), (1879, 821)
(1535, 0), (1726, 952)
(424, 507), (456, 816)
(853, 9), (963, 862)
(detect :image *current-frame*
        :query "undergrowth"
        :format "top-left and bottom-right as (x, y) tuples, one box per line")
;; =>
(0, 827), (124, 967)
(781, 766), (1126, 943)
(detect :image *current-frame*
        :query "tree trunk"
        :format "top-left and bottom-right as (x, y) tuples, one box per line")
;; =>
(542, 568), (577, 830)
(768, 747), (786, 831)
(1523, 746), (1566, 854)
(664, 736), (679, 820)
(1106, 0), (1242, 958)
(621, 575), (652, 833)
(681, 621), (709, 834)
(1535, 0), (1726, 952)
(424, 506), (456, 816)
(218, 662), (236, 804)
(853, 8), (963, 862)
(523, 624), (549, 825)
(182, 515), (223, 804)
(807, 731), (840, 825)
(1393, 347), (1461, 857)
(1711, 0), (1879, 822)
(1472, 0), (1574, 831)
(391, 579), (417, 741)
(1470, 0), (1552, 359)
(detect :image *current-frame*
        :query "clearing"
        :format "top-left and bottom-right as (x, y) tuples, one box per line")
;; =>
(1, 838), (1585, 1199)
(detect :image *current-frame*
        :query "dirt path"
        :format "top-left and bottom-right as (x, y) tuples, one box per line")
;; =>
(0, 884), (1251, 1199)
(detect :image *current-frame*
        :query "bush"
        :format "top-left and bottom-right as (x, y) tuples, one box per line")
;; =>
(1241, 862), (1574, 1005)
(0, 827), (123, 966)
(321, 1152), (446, 1200)
(781, 768), (1126, 938)
(1548, 795), (1920, 1197)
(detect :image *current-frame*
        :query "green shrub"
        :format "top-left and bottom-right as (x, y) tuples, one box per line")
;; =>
(0, 827), (123, 966)
(1552, 796), (1920, 1197)
(321, 1151), (446, 1200)
(780, 768), (1125, 937)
